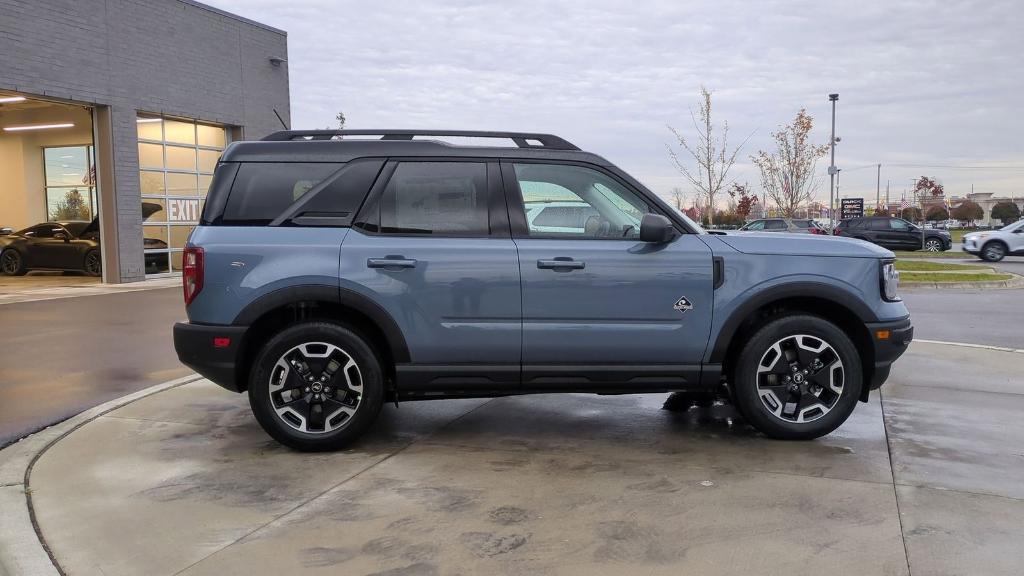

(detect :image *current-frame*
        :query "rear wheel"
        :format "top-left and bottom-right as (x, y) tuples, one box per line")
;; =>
(83, 250), (102, 276)
(0, 249), (27, 276)
(981, 241), (1006, 262)
(248, 321), (384, 451)
(732, 315), (862, 440)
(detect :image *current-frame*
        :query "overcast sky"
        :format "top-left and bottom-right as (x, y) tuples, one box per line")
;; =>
(209, 0), (1024, 207)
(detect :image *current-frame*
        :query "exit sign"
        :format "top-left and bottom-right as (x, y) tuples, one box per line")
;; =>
(167, 198), (200, 223)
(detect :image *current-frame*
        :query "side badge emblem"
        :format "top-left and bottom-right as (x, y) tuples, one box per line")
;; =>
(673, 296), (693, 313)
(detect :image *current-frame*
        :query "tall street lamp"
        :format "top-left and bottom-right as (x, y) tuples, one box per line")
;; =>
(828, 93), (839, 233)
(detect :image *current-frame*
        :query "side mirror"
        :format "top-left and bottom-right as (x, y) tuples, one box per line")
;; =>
(54, 231), (69, 241)
(639, 213), (676, 243)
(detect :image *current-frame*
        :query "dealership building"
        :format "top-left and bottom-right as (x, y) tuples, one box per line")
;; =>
(0, 0), (289, 283)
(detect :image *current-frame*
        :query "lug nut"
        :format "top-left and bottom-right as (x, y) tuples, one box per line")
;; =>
(791, 365), (799, 372)
(304, 387), (310, 393)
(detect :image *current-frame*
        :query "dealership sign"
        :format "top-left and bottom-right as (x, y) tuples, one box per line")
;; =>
(840, 198), (864, 220)
(167, 198), (200, 222)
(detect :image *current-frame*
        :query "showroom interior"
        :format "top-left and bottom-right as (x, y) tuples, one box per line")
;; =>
(0, 0), (290, 285)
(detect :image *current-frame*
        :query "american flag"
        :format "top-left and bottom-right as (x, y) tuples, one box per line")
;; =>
(899, 194), (909, 211)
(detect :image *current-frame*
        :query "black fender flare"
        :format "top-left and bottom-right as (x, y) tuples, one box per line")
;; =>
(707, 281), (878, 364)
(232, 284), (410, 363)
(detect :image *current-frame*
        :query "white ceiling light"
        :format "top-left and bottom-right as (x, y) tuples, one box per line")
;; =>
(136, 117), (162, 123)
(3, 123), (75, 132)
(0, 96), (28, 103)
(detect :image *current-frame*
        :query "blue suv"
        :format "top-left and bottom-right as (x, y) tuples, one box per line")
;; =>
(174, 130), (913, 451)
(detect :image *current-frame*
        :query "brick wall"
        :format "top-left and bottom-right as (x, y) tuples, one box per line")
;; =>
(0, 0), (289, 281)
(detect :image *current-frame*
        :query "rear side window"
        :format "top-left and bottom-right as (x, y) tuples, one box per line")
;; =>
(792, 220), (811, 228)
(379, 162), (488, 235)
(765, 219), (787, 230)
(222, 163), (342, 225)
(869, 219), (889, 231)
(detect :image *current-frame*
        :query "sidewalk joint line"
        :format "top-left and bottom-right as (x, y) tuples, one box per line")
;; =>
(171, 398), (498, 576)
(880, 391), (914, 576)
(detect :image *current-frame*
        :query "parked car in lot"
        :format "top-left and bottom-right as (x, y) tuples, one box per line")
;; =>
(173, 129), (913, 451)
(738, 218), (826, 234)
(963, 219), (1024, 261)
(835, 216), (951, 252)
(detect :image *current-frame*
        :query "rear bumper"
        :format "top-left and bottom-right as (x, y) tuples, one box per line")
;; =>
(864, 316), (914, 390)
(173, 322), (247, 392)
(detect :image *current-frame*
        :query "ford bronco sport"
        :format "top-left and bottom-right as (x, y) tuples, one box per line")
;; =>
(173, 130), (913, 451)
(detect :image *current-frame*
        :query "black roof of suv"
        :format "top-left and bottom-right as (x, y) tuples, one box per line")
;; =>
(221, 129), (615, 166)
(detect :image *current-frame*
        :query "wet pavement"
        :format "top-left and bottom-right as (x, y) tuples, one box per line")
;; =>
(21, 341), (1024, 576)
(0, 286), (189, 447)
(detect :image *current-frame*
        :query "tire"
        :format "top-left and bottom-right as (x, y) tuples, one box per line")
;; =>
(0, 249), (27, 276)
(83, 250), (102, 276)
(923, 238), (942, 252)
(981, 241), (1006, 262)
(732, 314), (863, 440)
(248, 321), (385, 451)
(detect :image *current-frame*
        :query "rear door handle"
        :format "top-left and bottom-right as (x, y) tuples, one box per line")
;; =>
(537, 258), (585, 270)
(367, 257), (417, 269)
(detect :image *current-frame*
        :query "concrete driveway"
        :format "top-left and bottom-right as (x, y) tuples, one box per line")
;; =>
(14, 341), (1024, 576)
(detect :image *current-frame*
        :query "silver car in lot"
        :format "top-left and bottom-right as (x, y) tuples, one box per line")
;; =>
(963, 220), (1024, 261)
(738, 218), (826, 234)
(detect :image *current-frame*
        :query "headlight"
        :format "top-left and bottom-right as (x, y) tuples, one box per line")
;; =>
(881, 261), (900, 302)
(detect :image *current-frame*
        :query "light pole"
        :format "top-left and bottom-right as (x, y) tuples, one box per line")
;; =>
(828, 94), (839, 233)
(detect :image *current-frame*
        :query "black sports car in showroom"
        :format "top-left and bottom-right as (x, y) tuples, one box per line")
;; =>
(0, 204), (167, 277)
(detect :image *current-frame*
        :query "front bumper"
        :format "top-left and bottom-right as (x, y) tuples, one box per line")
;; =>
(962, 237), (981, 254)
(173, 322), (248, 392)
(864, 316), (914, 391)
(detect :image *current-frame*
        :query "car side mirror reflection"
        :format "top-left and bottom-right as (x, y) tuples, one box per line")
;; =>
(54, 232), (69, 241)
(639, 213), (676, 243)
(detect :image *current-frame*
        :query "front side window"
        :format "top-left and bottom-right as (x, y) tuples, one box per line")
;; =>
(765, 219), (787, 230)
(743, 220), (765, 231)
(889, 219), (911, 231)
(379, 162), (488, 235)
(513, 163), (647, 239)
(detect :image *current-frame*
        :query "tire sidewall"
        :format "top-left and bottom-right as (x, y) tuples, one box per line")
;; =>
(248, 321), (384, 451)
(84, 250), (102, 276)
(733, 314), (863, 440)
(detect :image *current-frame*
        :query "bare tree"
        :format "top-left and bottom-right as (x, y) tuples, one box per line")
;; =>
(667, 87), (749, 227)
(751, 109), (829, 217)
(669, 187), (685, 211)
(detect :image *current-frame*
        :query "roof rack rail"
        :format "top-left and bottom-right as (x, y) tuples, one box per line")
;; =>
(259, 129), (580, 150)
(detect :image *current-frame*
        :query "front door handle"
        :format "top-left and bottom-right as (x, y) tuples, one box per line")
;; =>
(537, 257), (585, 270)
(368, 257), (417, 269)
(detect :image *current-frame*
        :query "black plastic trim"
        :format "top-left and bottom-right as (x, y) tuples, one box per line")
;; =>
(173, 322), (248, 392)
(260, 129), (580, 150)
(522, 364), (704, 389)
(708, 282), (880, 364)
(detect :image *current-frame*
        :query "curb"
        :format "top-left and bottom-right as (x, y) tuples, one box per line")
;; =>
(0, 374), (202, 576)
(914, 338), (1024, 354)
(901, 273), (1024, 291)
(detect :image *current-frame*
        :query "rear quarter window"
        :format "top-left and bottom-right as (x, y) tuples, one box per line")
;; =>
(221, 163), (342, 225)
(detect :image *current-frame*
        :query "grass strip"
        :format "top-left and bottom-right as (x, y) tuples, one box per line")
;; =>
(900, 272), (1012, 283)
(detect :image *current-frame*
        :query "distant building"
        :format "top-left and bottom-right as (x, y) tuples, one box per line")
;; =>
(961, 192), (1023, 226)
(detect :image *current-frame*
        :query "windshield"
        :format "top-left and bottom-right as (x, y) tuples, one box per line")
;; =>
(999, 220), (1024, 231)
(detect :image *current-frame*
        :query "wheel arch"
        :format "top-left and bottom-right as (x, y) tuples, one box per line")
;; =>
(710, 283), (877, 401)
(232, 285), (409, 392)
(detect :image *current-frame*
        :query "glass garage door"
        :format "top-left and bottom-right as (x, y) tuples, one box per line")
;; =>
(137, 114), (226, 275)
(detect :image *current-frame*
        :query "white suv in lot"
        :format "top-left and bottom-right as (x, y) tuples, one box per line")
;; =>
(963, 220), (1024, 261)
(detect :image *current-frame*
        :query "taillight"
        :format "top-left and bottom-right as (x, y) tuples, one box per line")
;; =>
(183, 246), (204, 305)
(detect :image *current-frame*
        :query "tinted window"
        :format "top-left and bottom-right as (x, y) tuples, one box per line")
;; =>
(514, 163), (647, 239)
(889, 218), (911, 231)
(765, 219), (787, 230)
(22, 225), (57, 238)
(792, 220), (811, 228)
(744, 220), (765, 230)
(869, 218), (890, 231)
(280, 160), (383, 226)
(63, 222), (89, 237)
(379, 162), (488, 235)
(223, 163), (342, 225)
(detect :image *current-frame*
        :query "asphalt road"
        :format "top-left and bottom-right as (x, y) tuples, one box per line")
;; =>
(0, 287), (190, 447)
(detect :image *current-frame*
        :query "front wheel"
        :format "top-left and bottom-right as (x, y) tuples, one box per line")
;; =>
(248, 321), (384, 451)
(981, 241), (1006, 262)
(732, 315), (863, 440)
(923, 238), (943, 252)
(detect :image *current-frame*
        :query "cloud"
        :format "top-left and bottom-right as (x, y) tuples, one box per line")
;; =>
(208, 0), (1024, 202)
